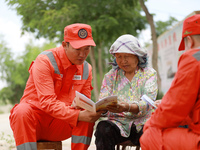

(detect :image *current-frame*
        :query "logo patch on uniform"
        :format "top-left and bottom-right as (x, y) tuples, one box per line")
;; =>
(184, 30), (192, 35)
(78, 29), (88, 39)
(73, 75), (81, 80)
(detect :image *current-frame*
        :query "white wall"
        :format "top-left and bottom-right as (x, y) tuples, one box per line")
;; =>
(147, 11), (200, 93)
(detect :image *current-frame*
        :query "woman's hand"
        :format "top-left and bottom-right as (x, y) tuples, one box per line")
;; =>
(106, 102), (129, 113)
(106, 102), (139, 113)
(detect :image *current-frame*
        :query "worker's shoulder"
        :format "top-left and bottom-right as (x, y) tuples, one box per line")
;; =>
(183, 49), (200, 61)
(192, 50), (200, 61)
(84, 61), (92, 71)
(35, 50), (54, 62)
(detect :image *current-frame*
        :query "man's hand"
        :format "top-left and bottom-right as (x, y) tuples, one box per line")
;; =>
(71, 97), (82, 109)
(78, 110), (102, 123)
(155, 100), (162, 107)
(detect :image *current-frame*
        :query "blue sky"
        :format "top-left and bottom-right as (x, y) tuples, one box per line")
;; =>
(0, 0), (200, 89)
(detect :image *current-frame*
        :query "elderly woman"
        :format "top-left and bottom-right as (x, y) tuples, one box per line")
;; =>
(94, 34), (158, 150)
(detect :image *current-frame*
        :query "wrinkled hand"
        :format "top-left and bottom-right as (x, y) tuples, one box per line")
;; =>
(106, 102), (128, 113)
(78, 110), (103, 123)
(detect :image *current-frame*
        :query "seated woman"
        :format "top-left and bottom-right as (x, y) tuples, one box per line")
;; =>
(95, 34), (158, 150)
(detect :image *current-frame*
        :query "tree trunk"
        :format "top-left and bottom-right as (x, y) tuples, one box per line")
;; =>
(89, 47), (99, 100)
(98, 43), (103, 84)
(139, 0), (162, 94)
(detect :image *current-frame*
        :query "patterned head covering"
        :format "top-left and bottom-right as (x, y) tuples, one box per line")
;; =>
(109, 34), (148, 68)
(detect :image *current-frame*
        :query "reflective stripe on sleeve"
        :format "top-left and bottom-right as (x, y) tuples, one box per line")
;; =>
(39, 51), (89, 80)
(193, 51), (200, 61)
(40, 51), (60, 75)
(17, 142), (37, 150)
(83, 61), (89, 80)
(71, 135), (91, 145)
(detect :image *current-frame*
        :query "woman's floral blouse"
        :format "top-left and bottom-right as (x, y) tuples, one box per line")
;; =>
(99, 67), (158, 137)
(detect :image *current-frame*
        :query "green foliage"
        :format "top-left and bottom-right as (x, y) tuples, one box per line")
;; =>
(0, 38), (56, 104)
(156, 90), (164, 100)
(155, 16), (178, 37)
(5, 0), (149, 100)
(6, 0), (148, 81)
(6, 0), (147, 45)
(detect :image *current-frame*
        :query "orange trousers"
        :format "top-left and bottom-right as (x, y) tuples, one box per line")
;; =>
(9, 103), (94, 150)
(140, 127), (200, 150)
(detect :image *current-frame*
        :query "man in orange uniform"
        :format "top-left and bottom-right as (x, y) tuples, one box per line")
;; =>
(140, 14), (200, 150)
(9, 23), (102, 150)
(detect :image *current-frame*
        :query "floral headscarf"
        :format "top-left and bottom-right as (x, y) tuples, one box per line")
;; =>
(109, 34), (148, 68)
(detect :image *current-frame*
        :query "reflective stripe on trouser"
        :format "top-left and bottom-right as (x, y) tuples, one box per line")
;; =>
(17, 142), (37, 150)
(72, 135), (91, 145)
(10, 103), (95, 150)
(71, 121), (94, 150)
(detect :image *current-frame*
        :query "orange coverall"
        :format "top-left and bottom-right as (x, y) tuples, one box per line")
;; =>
(9, 46), (94, 150)
(140, 48), (200, 150)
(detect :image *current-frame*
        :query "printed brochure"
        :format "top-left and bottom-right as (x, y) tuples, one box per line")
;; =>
(141, 94), (157, 108)
(75, 91), (117, 112)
